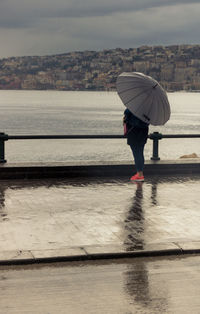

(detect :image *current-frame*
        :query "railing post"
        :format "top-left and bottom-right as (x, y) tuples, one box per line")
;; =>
(0, 133), (8, 163)
(149, 132), (162, 161)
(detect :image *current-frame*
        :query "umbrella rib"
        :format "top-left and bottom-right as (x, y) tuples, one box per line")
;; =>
(159, 95), (165, 124)
(117, 77), (148, 84)
(134, 90), (154, 119)
(124, 87), (152, 106)
(118, 84), (151, 96)
(160, 91), (170, 123)
(146, 91), (155, 119)
(118, 74), (148, 82)
(117, 74), (158, 86)
(149, 90), (169, 125)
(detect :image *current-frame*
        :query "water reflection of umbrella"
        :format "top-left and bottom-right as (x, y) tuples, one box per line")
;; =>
(116, 72), (171, 125)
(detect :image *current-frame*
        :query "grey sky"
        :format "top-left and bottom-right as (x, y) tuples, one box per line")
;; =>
(1, 0), (200, 58)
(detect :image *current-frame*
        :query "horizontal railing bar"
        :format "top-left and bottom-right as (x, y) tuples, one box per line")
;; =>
(161, 134), (200, 138)
(7, 135), (125, 140)
(6, 134), (200, 140)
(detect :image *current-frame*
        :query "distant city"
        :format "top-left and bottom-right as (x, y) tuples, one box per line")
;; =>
(1, 44), (200, 91)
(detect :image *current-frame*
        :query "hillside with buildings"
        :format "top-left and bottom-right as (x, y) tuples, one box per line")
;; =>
(1, 44), (200, 91)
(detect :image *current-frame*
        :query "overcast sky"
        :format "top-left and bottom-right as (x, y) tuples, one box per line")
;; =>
(1, 0), (200, 58)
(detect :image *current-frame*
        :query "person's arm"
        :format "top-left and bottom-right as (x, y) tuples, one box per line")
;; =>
(123, 108), (131, 124)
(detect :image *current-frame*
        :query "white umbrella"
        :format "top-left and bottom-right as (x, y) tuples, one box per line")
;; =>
(116, 72), (171, 125)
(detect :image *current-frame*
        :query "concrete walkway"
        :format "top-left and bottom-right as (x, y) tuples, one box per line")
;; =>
(0, 173), (200, 264)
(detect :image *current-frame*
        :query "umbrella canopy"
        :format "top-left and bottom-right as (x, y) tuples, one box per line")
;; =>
(116, 72), (171, 125)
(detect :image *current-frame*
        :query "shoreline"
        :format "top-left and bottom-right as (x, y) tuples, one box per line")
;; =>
(0, 89), (200, 92)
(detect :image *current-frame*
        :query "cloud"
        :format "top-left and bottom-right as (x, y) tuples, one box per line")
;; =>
(1, 0), (200, 27)
(1, 0), (200, 57)
(43, 3), (200, 43)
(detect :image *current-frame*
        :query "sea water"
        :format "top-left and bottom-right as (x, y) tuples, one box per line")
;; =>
(0, 90), (199, 162)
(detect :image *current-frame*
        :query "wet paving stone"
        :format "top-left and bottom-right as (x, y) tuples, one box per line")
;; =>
(0, 175), (199, 252)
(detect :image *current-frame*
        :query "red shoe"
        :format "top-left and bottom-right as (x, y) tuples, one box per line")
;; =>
(130, 173), (144, 182)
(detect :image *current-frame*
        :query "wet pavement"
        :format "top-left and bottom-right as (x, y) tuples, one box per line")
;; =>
(0, 174), (199, 254)
(0, 175), (200, 313)
(1, 255), (200, 313)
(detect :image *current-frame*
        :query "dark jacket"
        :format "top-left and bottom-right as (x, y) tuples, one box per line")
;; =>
(124, 109), (149, 146)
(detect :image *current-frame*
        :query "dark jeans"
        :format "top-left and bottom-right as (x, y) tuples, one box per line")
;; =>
(130, 143), (145, 172)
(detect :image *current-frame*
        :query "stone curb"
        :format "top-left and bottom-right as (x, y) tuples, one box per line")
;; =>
(0, 242), (200, 266)
(0, 159), (200, 179)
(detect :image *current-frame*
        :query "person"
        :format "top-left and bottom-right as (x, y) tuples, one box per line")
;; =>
(123, 108), (149, 182)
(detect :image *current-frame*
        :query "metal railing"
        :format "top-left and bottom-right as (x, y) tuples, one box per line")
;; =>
(0, 132), (200, 163)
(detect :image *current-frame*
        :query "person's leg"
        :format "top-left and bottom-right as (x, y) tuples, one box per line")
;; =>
(130, 143), (145, 176)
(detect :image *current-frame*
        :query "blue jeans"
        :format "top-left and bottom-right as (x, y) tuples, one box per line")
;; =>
(130, 143), (145, 172)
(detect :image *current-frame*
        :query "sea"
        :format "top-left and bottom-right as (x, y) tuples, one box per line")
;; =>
(0, 90), (200, 163)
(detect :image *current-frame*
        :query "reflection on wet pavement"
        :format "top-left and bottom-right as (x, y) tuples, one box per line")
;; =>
(124, 182), (145, 250)
(0, 175), (199, 251)
(0, 255), (200, 313)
